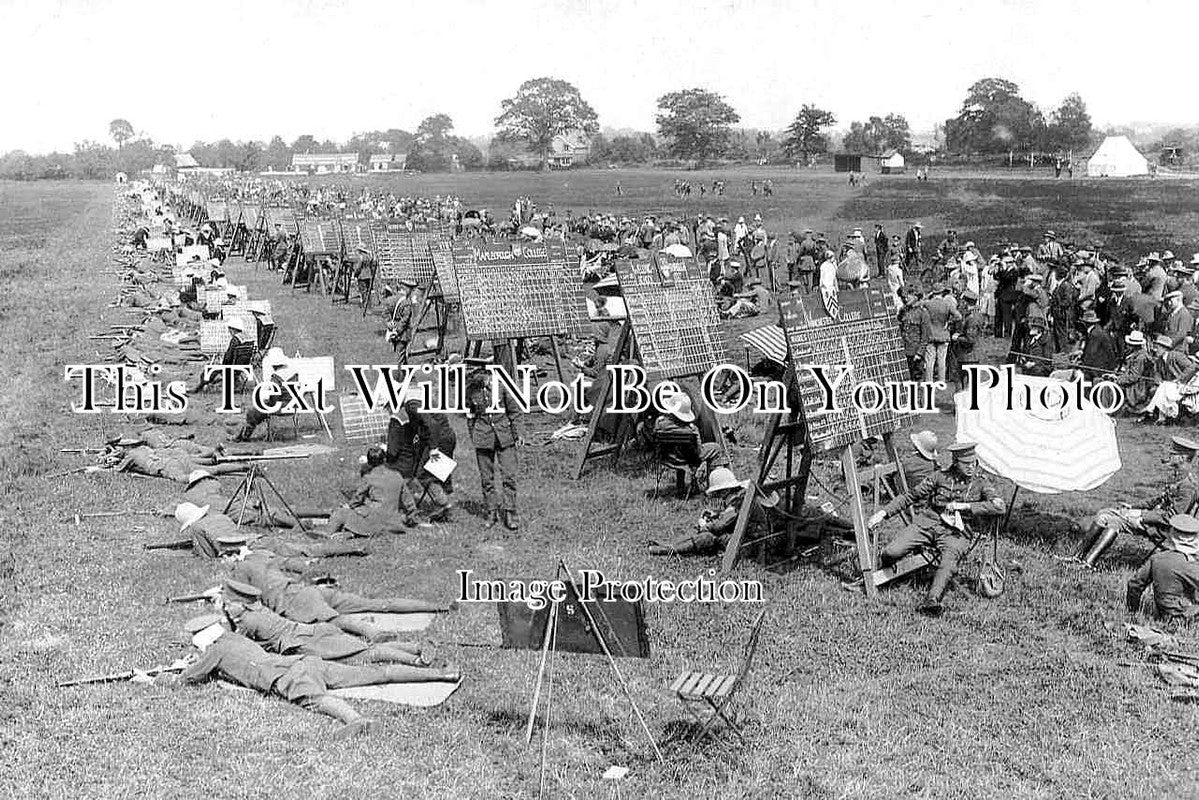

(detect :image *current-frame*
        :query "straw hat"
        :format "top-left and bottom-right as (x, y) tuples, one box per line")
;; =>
(909, 430), (939, 461)
(175, 502), (210, 531)
(185, 469), (213, 489)
(665, 391), (696, 424)
(706, 467), (746, 495)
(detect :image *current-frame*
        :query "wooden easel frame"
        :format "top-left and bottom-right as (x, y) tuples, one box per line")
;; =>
(721, 364), (911, 597)
(524, 559), (664, 782)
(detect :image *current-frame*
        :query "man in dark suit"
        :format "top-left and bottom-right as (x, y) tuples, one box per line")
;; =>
(465, 359), (523, 530)
(1080, 309), (1119, 372)
(904, 222), (922, 271)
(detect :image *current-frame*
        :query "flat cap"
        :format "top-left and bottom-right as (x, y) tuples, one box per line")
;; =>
(223, 579), (261, 599)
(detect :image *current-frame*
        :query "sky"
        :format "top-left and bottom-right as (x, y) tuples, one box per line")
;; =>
(2, 0), (1197, 153)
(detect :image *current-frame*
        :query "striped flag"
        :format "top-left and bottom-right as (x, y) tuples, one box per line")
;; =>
(821, 286), (841, 320)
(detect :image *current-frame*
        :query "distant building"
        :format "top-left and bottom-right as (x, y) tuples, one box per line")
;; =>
(547, 132), (592, 169)
(834, 154), (863, 172)
(175, 153), (199, 171)
(291, 153), (362, 174)
(369, 153), (407, 172)
(880, 151), (906, 174)
(1161, 146), (1184, 167)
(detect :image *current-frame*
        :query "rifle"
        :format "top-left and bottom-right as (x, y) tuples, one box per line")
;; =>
(214, 453), (311, 463)
(57, 662), (188, 689)
(165, 587), (220, 604)
(62, 510), (160, 523)
(59, 448), (106, 454)
(143, 537), (192, 551)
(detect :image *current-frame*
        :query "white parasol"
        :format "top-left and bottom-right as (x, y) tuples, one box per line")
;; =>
(663, 243), (693, 258)
(953, 374), (1121, 494)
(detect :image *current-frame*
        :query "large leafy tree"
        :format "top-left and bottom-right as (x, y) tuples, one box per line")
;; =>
(1046, 93), (1093, 153)
(417, 113), (454, 143)
(842, 113), (913, 155)
(109, 119), (134, 150)
(495, 77), (599, 170)
(783, 105), (836, 161)
(946, 77), (1044, 155)
(655, 88), (740, 164)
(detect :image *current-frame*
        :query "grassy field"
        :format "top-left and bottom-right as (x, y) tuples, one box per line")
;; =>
(5, 170), (1199, 799)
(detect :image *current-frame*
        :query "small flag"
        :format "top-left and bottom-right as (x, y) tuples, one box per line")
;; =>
(821, 287), (841, 320)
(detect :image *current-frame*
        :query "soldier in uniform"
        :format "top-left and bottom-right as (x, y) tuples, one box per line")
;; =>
(171, 629), (459, 739)
(231, 553), (453, 641)
(868, 442), (1005, 615)
(384, 279), (418, 359)
(465, 359), (522, 530)
(647, 467), (777, 556)
(221, 580), (427, 666)
(1126, 513), (1199, 621)
(1075, 436), (1199, 566)
(950, 290), (985, 391)
(171, 502), (364, 560)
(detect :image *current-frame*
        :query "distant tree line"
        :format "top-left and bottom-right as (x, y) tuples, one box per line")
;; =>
(0, 75), (1119, 180)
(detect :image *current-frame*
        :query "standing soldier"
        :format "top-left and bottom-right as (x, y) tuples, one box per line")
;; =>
(874, 223), (889, 273)
(868, 442), (1005, 616)
(385, 280), (418, 361)
(465, 359), (522, 530)
(1050, 266), (1079, 352)
(951, 291), (985, 391)
(897, 288), (929, 380)
(903, 222), (923, 273)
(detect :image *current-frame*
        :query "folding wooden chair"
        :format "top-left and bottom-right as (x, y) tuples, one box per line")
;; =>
(651, 429), (704, 499)
(667, 608), (766, 745)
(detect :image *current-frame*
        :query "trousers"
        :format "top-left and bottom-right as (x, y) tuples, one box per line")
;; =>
(881, 521), (971, 597)
(924, 342), (949, 383)
(476, 445), (517, 513)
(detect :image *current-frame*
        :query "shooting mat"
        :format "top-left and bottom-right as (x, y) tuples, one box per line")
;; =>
(778, 286), (908, 452)
(614, 257), (728, 381)
(455, 240), (588, 340)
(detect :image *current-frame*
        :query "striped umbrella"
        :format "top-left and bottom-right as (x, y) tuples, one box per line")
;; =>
(953, 374), (1121, 494)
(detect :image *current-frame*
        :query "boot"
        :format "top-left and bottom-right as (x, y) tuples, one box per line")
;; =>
(1079, 527), (1119, 568)
(429, 504), (452, 523)
(919, 565), (954, 617)
(503, 510), (520, 531)
(483, 510), (499, 529)
(309, 695), (374, 739)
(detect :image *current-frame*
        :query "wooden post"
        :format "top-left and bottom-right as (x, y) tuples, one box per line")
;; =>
(840, 446), (877, 598)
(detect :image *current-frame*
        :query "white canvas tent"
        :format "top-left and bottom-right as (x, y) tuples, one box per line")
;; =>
(1086, 136), (1148, 177)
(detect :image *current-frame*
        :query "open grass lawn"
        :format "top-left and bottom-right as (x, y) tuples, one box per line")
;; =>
(5, 171), (1199, 798)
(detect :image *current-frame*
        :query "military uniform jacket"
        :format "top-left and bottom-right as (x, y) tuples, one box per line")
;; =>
(233, 603), (367, 660)
(181, 632), (300, 693)
(1126, 550), (1199, 618)
(883, 467), (1004, 530)
(465, 377), (521, 450)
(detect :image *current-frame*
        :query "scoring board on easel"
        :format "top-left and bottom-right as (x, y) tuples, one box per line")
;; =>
(722, 285), (913, 597)
(454, 240), (589, 341)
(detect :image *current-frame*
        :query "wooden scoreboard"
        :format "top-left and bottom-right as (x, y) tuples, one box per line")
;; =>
(778, 286), (908, 451)
(613, 256), (728, 381)
(454, 240), (588, 341)
(726, 284), (913, 596)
